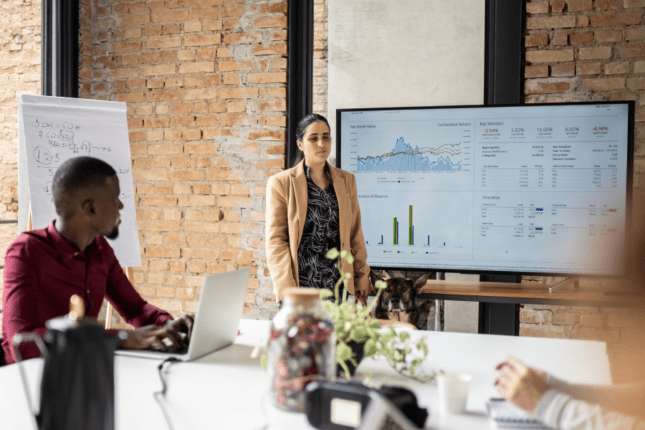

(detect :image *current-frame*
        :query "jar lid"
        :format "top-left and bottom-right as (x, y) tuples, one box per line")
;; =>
(283, 288), (322, 302)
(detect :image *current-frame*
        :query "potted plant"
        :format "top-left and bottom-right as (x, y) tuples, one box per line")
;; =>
(321, 249), (433, 381)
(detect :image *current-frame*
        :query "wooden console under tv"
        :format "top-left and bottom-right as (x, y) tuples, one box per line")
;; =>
(418, 278), (638, 307)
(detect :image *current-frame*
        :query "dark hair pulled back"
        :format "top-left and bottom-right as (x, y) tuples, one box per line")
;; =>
(293, 113), (330, 167)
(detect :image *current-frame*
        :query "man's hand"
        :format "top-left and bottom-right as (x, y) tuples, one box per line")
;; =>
(120, 315), (195, 352)
(494, 356), (549, 415)
(164, 314), (195, 342)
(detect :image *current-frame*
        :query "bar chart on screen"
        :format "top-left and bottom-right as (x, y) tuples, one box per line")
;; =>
(361, 193), (473, 266)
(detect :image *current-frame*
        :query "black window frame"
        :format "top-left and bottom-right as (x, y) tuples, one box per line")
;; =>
(286, 0), (524, 169)
(42, 0), (79, 98)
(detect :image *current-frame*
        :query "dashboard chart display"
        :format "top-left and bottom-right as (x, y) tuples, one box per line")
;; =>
(337, 103), (633, 276)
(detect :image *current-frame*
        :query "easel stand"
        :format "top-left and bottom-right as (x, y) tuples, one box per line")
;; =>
(104, 267), (134, 330)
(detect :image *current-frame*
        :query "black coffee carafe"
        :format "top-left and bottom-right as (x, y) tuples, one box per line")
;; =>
(14, 295), (121, 430)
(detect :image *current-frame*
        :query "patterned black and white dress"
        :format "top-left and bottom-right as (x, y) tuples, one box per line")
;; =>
(297, 165), (342, 298)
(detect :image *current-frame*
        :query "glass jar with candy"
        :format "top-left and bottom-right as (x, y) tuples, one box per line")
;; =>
(267, 288), (336, 412)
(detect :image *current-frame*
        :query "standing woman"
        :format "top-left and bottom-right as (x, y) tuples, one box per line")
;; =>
(265, 114), (371, 304)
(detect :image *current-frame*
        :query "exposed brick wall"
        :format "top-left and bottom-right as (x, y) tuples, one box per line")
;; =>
(313, 0), (328, 116)
(0, 0), (41, 330)
(520, 301), (644, 347)
(523, 1), (645, 189)
(79, 0), (288, 324)
(521, 0), (645, 372)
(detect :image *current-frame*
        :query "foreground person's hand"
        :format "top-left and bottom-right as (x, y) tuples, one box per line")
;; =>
(494, 355), (549, 415)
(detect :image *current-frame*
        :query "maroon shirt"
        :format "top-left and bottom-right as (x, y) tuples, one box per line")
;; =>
(1, 222), (172, 364)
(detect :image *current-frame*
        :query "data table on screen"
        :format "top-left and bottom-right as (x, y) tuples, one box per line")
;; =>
(339, 103), (631, 275)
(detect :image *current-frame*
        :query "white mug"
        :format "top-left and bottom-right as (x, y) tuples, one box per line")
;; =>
(437, 372), (472, 414)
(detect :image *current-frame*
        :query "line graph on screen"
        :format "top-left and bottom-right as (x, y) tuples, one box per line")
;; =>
(357, 137), (463, 172)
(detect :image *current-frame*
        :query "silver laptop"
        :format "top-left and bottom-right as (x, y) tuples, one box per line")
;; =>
(116, 268), (250, 361)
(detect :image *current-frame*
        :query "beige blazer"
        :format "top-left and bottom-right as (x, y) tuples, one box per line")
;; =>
(265, 160), (371, 302)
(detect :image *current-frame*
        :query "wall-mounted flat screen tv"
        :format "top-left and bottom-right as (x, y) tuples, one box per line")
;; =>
(337, 102), (634, 277)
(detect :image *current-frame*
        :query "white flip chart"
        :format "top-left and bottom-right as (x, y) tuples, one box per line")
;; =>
(18, 95), (141, 267)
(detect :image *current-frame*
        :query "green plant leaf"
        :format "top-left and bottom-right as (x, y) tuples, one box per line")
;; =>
(326, 248), (340, 259)
(339, 305), (351, 321)
(399, 332), (410, 342)
(260, 354), (267, 370)
(319, 289), (334, 300)
(339, 361), (351, 379)
(411, 359), (422, 367)
(322, 301), (337, 319)
(374, 280), (387, 290)
(340, 250), (354, 263)
(337, 342), (353, 362)
(364, 339), (377, 357)
(416, 338), (428, 355)
(357, 307), (371, 319)
(351, 326), (368, 343)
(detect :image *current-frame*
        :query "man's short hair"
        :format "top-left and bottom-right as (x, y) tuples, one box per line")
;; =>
(52, 156), (117, 218)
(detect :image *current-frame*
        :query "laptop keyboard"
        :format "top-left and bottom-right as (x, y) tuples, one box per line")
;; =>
(155, 336), (190, 354)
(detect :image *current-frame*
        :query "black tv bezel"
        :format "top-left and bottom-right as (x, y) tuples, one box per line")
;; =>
(335, 101), (635, 278)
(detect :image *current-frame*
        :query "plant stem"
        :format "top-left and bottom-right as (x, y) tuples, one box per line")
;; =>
(367, 285), (384, 313)
(333, 259), (343, 304)
(343, 279), (349, 303)
(334, 258), (345, 303)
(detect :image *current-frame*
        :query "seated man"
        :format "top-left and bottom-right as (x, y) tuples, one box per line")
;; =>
(2, 156), (191, 364)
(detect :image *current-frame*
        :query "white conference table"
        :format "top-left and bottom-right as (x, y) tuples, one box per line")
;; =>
(0, 319), (611, 430)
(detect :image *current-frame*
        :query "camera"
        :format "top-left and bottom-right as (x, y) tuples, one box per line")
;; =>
(304, 381), (428, 430)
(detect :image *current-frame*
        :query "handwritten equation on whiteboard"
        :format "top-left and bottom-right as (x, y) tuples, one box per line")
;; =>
(33, 119), (111, 159)
(30, 118), (131, 202)
(19, 95), (141, 266)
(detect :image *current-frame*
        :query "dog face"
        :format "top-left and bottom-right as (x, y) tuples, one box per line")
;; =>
(370, 272), (430, 314)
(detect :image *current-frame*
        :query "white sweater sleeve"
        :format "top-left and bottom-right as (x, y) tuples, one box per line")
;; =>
(535, 389), (640, 430)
